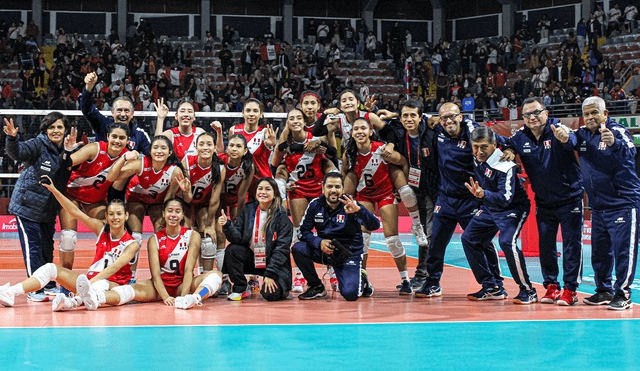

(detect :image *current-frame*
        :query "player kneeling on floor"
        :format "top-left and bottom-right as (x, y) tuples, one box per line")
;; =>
(292, 173), (380, 301)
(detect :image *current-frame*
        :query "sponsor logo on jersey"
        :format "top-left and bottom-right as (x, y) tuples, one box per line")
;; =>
(345, 260), (356, 266)
(484, 168), (492, 177)
(336, 215), (345, 223)
(571, 207), (581, 213)
(507, 213), (517, 218)
(615, 217), (625, 223)
(598, 142), (607, 151)
(475, 210), (483, 216)
(315, 212), (324, 223)
(543, 140), (551, 149)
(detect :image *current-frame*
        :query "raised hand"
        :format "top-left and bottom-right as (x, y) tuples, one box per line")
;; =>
(64, 127), (83, 151)
(264, 124), (279, 147)
(178, 176), (191, 192)
(339, 194), (361, 213)
(84, 72), (97, 90)
(465, 177), (484, 198)
(218, 209), (228, 226)
(154, 98), (169, 121)
(210, 120), (222, 132)
(3, 118), (18, 137)
(599, 125), (615, 146)
(363, 95), (378, 112)
(550, 124), (569, 144)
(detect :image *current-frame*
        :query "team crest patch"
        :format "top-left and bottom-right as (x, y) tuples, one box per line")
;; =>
(484, 168), (492, 177)
(337, 215), (345, 223)
(457, 140), (466, 149)
(128, 140), (135, 148)
(422, 148), (430, 157)
(543, 140), (551, 149)
(598, 142), (607, 150)
(434, 205), (441, 213)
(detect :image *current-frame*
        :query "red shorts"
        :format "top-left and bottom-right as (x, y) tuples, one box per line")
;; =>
(162, 278), (183, 297)
(288, 186), (322, 200)
(355, 192), (397, 208)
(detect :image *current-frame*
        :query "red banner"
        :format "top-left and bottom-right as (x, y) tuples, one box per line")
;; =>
(0, 216), (155, 233)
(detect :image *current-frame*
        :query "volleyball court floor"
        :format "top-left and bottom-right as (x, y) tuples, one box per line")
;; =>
(1, 231), (640, 370)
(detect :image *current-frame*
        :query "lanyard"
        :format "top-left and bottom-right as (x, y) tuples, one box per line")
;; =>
(254, 207), (265, 246)
(406, 133), (420, 167)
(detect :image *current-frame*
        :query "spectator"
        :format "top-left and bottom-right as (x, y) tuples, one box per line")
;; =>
(307, 19), (317, 45)
(538, 14), (551, 43)
(317, 21), (330, 44)
(461, 92), (475, 112)
(366, 31), (377, 62)
(608, 3), (622, 36)
(26, 20), (39, 40)
(624, 3), (638, 32)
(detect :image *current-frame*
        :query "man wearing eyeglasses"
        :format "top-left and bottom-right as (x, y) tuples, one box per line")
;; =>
(499, 97), (584, 306)
(415, 102), (505, 299)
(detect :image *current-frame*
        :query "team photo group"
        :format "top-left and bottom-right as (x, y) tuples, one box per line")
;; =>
(0, 68), (638, 312)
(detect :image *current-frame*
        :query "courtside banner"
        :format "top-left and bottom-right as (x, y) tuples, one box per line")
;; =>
(0, 216), (155, 233)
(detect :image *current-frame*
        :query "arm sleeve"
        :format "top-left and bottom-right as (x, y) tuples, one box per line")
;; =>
(222, 206), (248, 244)
(320, 141), (337, 158)
(354, 203), (381, 231)
(299, 201), (324, 248)
(79, 88), (109, 137)
(311, 113), (329, 137)
(378, 124), (398, 146)
(264, 216), (293, 280)
(608, 127), (637, 161)
(6, 136), (39, 163)
(482, 168), (516, 208)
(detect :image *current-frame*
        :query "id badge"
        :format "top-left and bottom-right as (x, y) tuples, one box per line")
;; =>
(254, 246), (266, 268)
(408, 166), (421, 187)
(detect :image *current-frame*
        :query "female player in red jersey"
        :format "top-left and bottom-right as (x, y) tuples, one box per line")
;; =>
(271, 108), (337, 291)
(228, 98), (278, 182)
(344, 117), (414, 295)
(58, 122), (130, 271)
(154, 100), (206, 161)
(72, 198), (223, 310)
(180, 132), (225, 273)
(107, 135), (188, 280)
(0, 175), (140, 311)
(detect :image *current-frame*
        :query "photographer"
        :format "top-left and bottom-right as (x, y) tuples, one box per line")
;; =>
(291, 173), (380, 301)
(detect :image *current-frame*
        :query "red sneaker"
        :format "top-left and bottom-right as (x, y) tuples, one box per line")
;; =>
(557, 289), (578, 306)
(540, 284), (561, 304)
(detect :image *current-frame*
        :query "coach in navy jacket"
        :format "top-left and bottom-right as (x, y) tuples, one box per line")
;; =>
(292, 173), (380, 301)
(569, 96), (640, 310)
(499, 97), (584, 305)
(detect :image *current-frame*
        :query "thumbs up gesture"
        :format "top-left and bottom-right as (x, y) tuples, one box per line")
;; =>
(218, 209), (228, 226)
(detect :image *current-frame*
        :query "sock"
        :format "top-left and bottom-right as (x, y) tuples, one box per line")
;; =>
(400, 270), (409, 282)
(197, 288), (209, 298)
(294, 267), (303, 278)
(97, 292), (107, 305)
(197, 266), (204, 275)
(11, 284), (24, 295)
(409, 210), (420, 225)
(222, 274), (229, 281)
(328, 266), (336, 279)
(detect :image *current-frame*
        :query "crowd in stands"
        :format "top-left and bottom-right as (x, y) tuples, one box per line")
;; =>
(0, 3), (639, 140)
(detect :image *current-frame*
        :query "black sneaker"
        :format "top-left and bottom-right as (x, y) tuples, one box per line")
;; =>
(583, 291), (614, 305)
(468, 287), (505, 301)
(396, 276), (427, 290)
(607, 293), (633, 310)
(215, 279), (232, 296)
(298, 284), (327, 300)
(497, 286), (509, 299)
(398, 280), (412, 296)
(415, 284), (442, 298)
(361, 270), (374, 297)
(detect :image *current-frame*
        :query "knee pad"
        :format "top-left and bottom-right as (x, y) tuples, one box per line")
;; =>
(200, 237), (217, 259)
(363, 233), (371, 255)
(91, 279), (111, 294)
(215, 248), (226, 271)
(275, 177), (287, 200)
(292, 226), (300, 245)
(32, 263), (58, 289)
(132, 232), (143, 248)
(59, 229), (77, 253)
(200, 273), (222, 294)
(112, 285), (135, 306)
(398, 185), (417, 209)
(386, 235), (406, 259)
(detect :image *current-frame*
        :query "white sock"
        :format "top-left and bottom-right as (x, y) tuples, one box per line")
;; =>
(11, 284), (24, 295)
(222, 274), (229, 281)
(409, 210), (420, 225)
(97, 292), (107, 304)
(197, 266), (204, 275)
(328, 266), (336, 279)
(294, 267), (303, 278)
(400, 270), (409, 282)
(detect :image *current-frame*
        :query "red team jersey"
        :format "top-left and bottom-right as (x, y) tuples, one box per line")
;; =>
(170, 126), (205, 161)
(353, 141), (395, 207)
(230, 124), (272, 179)
(184, 155), (222, 205)
(285, 132), (324, 199)
(218, 153), (248, 207)
(87, 226), (138, 285)
(155, 226), (192, 295)
(66, 141), (128, 204)
(126, 156), (177, 205)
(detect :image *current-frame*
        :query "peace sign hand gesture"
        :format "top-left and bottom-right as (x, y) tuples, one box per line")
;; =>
(264, 124), (279, 147)
(465, 177), (485, 198)
(3, 118), (18, 137)
(153, 98), (169, 121)
(363, 96), (378, 112)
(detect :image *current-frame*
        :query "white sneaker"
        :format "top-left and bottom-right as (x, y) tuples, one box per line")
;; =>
(52, 293), (79, 312)
(292, 277), (305, 292)
(411, 224), (429, 247)
(0, 283), (15, 307)
(76, 275), (99, 311)
(175, 294), (202, 310)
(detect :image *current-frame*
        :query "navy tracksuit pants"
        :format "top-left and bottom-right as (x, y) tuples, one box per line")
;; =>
(425, 195), (504, 287)
(536, 198), (584, 292)
(591, 205), (640, 296)
(461, 205), (533, 291)
(16, 216), (57, 292)
(292, 241), (363, 301)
